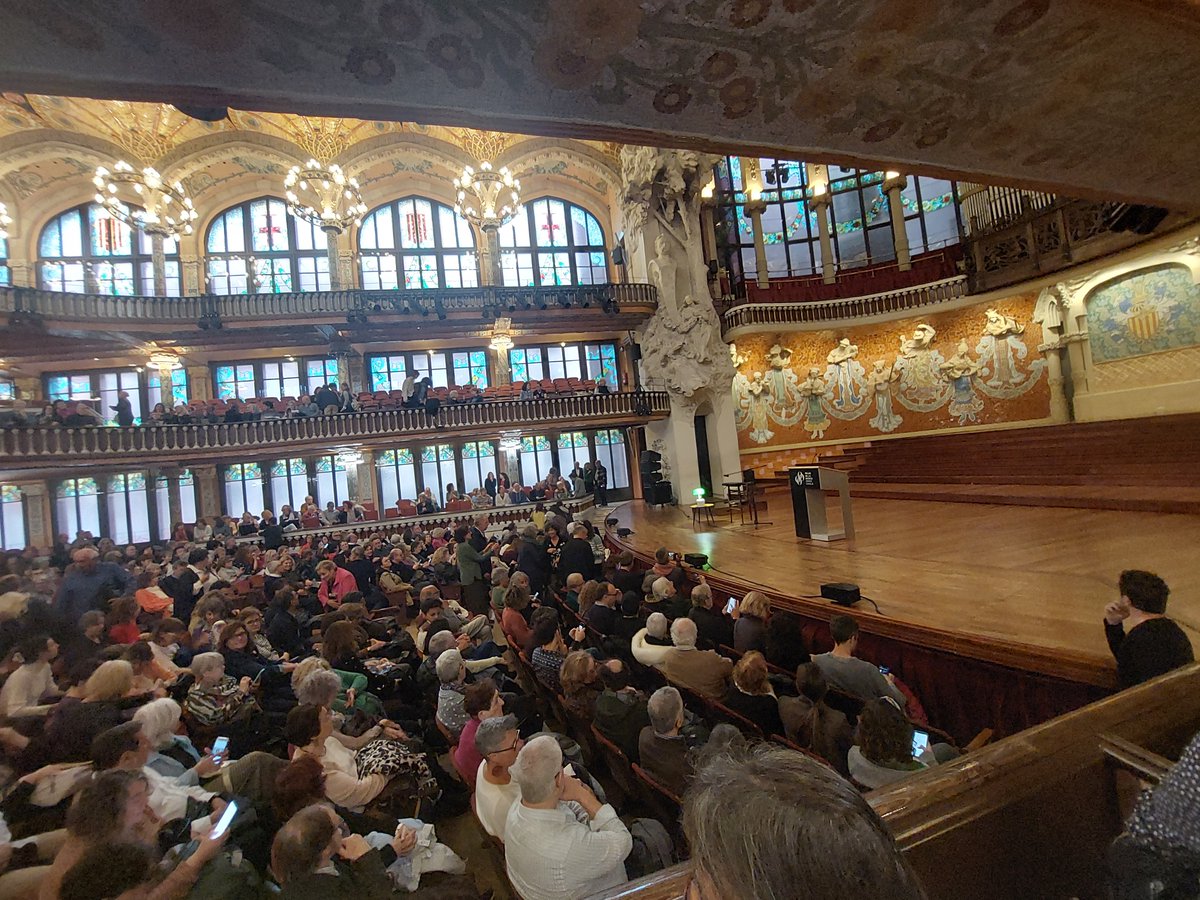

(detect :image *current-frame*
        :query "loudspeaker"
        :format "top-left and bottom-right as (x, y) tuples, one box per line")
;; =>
(651, 481), (673, 505)
(683, 552), (708, 568)
(820, 582), (861, 606)
(612, 245), (626, 266)
(629, 343), (642, 362)
(604, 516), (618, 526)
(639, 451), (662, 476)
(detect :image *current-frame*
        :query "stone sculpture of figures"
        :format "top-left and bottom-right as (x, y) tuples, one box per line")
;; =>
(825, 338), (863, 409)
(867, 359), (903, 433)
(798, 366), (831, 440)
(896, 323), (944, 405)
(978, 307), (1028, 387)
(940, 340), (984, 424)
(764, 343), (799, 410)
(746, 372), (774, 443)
(729, 342), (749, 369)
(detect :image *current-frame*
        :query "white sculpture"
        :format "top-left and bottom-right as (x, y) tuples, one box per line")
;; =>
(621, 146), (733, 400)
(797, 366), (831, 440)
(824, 337), (863, 409)
(978, 308), (1028, 387)
(866, 359), (903, 433)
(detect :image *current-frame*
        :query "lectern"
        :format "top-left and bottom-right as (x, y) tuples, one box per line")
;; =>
(786, 466), (855, 542)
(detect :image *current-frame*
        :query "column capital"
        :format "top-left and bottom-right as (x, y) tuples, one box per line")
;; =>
(742, 197), (768, 215)
(882, 171), (908, 192)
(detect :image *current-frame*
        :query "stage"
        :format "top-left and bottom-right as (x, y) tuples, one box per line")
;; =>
(606, 494), (1200, 685)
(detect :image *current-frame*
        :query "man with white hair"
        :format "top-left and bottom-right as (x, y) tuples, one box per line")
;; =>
(639, 686), (695, 797)
(504, 735), (632, 899)
(658, 617), (732, 699)
(54, 546), (135, 624)
(631, 612), (673, 667)
(687, 577), (735, 649)
(649, 576), (690, 620)
(474, 714), (524, 839)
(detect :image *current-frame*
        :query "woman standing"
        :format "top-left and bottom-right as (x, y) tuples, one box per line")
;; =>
(484, 472), (497, 501)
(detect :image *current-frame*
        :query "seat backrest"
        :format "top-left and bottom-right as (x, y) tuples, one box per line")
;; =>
(385, 507), (400, 519)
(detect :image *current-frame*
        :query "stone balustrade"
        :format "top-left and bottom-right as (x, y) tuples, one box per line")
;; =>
(0, 392), (669, 468)
(720, 276), (969, 335)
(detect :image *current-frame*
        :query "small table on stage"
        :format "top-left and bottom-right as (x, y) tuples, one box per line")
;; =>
(691, 502), (717, 528)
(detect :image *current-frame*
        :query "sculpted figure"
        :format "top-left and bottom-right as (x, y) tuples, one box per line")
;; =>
(867, 359), (903, 433)
(798, 366), (831, 440)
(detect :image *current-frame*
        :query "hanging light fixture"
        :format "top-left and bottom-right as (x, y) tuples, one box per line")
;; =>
(283, 160), (368, 234)
(0, 202), (11, 241)
(499, 430), (523, 451)
(148, 348), (182, 381)
(454, 161), (522, 230)
(92, 161), (197, 237)
(488, 316), (515, 353)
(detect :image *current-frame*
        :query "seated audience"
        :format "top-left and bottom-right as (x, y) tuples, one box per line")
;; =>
(657, 617), (733, 700)
(435, 649), (470, 740)
(722, 650), (785, 737)
(184, 651), (257, 731)
(504, 735), (632, 898)
(687, 580), (735, 649)
(778, 662), (855, 775)
(583, 580), (622, 636)
(1, 633), (60, 717)
(813, 615), (906, 707)
(639, 686), (697, 797)
(501, 580), (535, 654)
(473, 714), (524, 841)
(561, 650), (617, 719)
(764, 611), (812, 671)
(316, 560), (357, 609)
(453, 677), (505, 783)
(593, 664), (650, 763)
(1104, 569), (1194, 689)
(682, 743), (929, 900)
(733, 590), (771, 653)
(848, 697), (955, 790)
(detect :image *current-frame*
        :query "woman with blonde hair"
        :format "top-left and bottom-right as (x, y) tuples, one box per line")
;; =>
(723, 650), (785, 736)
(576, 580), (604, 617)
(559, 650), (609, 719)
(734, 590), (772, 653)
(43, 660), (137, 763)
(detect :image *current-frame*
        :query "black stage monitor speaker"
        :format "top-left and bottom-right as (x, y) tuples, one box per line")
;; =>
(651, 481), (673, 505)
(683, 552), (708, 568)
(604, 516), (618, 527)
(629, 343), (642, 362)
(821, 582), (861, 606)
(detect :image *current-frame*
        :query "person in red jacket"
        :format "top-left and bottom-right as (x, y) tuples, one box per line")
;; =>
(315, 560), (357, 609)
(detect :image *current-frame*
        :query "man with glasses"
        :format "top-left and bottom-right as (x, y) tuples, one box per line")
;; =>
(473, 714), (525, 840)
(583, 580), (622, 636)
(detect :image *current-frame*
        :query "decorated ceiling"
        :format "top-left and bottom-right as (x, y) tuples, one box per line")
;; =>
(0, 0), (1195, 209)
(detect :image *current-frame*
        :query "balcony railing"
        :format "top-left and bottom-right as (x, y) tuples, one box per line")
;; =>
(721, 276), (969, 334)
(0, 392), (669, 466)
(0, 282), (657, 323)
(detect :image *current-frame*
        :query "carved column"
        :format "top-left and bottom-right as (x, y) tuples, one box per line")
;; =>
(1034, 286), (1072, 423)
(324, 228), (344, 291)
(811, 194), (835, 284)
(186, 366), (212, 403)
(882, 172), (911, 271)
(492, 347), (512, 386)
(7, 254), (33, 287)
(193, 465), (222, 520)
(18, 481), (51, 547)
(166, 469), (184, 528)
(743, 199), (770, 289)
(150, 232), (168, 295)
(180, 250), (203, 295)
(620, 147), (738, 506)
(353, 451), (375, 506)
(479, 225), (502, 286)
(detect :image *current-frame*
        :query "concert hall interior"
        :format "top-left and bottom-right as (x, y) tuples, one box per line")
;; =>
(1, 4), (1200, 900)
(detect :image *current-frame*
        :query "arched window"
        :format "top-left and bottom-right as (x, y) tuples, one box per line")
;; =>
(205, 197), (329, 294)
(358, 197), (478, 290)
(39, 203), (180, 295)
(498, 198), (608, 287)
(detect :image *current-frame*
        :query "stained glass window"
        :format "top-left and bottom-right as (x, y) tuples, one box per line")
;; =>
(0, 230), (9, 287)
(584, 343), (619, 391)
(46, 369), (148, 424)
(306, 359), (340, 392)
(205, 197), (329, 293)
(367, 350), (486, 392)
(106, 471), (151, 544)
(459, 440), (496, 494)
(0, 380), (13, 401)
(900, 176), (964, 255)
(312, 454), (350, 508)
(451, 351), (490, 389)
(153, 470), (197, 541)
(214, 364), (257, 401)
(376, 446), (418, 508)
(148, 369), (189, 411)
(38, 203), (179, 295)
(510, 342), (616, 388)
(270, 457), (309, 511)
(0, 484), (26, 550)
(223, 463), (264, 518)
(498, 198), (608, 287)
(519, 434), (554, 485)
(55, 477), (102, 540)
(359, 197), (477, 290)
(592, 428), (630, 490)
(420, 443), (458, 504)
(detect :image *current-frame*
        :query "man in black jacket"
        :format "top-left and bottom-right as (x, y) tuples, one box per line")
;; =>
(557, 523), (597, 582)
(687, 579), (735, 650)
(1104, 569), (1194, 689)
(313, 383), (340, 414)
(259, 512), (284, 551)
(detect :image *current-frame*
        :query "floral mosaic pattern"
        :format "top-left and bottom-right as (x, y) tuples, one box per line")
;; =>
(1086, 265), (1200, 363)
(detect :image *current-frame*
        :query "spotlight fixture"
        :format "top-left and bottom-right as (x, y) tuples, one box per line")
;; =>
(435, 300), (447, 321)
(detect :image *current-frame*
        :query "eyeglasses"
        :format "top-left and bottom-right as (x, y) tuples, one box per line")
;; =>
(334, 817), (351, 838)
(485, 739), (520, 757)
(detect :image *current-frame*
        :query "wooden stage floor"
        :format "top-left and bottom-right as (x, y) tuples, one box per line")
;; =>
(608, 495), (1200, 670)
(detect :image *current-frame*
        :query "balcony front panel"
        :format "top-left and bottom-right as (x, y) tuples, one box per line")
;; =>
(0, 392), (669, 472)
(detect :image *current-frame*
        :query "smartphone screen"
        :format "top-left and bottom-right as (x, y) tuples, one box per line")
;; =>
(209, 799), (238, 839)
(724, 596), (738, 615)
(878, 665), (890, 676)
(210, 736), (229, 764)
(911, 729), (930, 758)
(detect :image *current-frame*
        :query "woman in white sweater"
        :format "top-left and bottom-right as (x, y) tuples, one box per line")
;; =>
(0, 634), (60, 717)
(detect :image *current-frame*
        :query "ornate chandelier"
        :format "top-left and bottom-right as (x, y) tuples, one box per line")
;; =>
(488, 317), (515, 353)
(454, 162), (521, 230)
(92, 161), (197, 237)
(147, 348), (182, 381)
(499, 430), (523, 451)
(283, 160), (368, 233)
(0, 202), (11, 241)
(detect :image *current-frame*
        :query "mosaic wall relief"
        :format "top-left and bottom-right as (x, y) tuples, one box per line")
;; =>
(1086, 264), (1200, 363)
(732, 295), (1049, 449)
